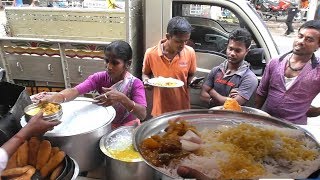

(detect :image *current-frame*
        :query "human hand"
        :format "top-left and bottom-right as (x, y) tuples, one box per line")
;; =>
(189, 77), (204, 89)
(94, 87), (126, 107)
(228, 88), (239, 98)
(177, 166), (211, 180)
(31, 92), (61, 104)
(143, 80), (153, 90)
(306, 106), (320, 117)
(20, 112), (61, 138)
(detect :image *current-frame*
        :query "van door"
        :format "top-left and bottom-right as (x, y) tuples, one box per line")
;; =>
(171, 0), (279, 109)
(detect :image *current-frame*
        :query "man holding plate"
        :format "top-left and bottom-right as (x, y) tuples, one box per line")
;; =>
(142, 16), (197, 117)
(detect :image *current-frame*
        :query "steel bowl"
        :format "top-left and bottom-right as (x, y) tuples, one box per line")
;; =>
(100, 126), (154, 180)
(24, 102), (62, 122)
(210, 106), (270, 116)
(133, 109), (320, 179)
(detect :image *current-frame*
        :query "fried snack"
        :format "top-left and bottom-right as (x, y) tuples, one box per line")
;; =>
(6, 151), (18, 169)
(11, 166), (36, 180)
(1, 165), (32, 177)
(223, 98), (242, 112)
(40, 151), (65, 178)
(36, 140), (52, 170)
(17, 141), (29, 167)
(39, 102), (60, 116)
(49, 147), (60, 158)
(49, 163), (64, 180)
(28, 137), (40, 166)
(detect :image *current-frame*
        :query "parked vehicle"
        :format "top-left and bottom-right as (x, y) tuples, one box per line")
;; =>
(255, 0), (296, 20)
(0, 0), (279, 111)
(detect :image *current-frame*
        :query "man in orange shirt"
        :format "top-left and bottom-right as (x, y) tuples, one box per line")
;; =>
(142, 16), (197, 117)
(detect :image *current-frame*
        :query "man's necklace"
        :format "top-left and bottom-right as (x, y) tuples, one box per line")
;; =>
(288, 58), (305, 72)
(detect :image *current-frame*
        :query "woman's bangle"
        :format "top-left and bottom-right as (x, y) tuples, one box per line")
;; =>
(58, 92), (67, 103)
(129, 101), (136, 113)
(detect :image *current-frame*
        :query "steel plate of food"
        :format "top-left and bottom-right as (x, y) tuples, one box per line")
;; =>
(147, 77), (184, 88)
(133, 110), (320, 179)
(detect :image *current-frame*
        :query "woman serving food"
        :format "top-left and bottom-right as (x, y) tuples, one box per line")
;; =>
(33, 40), (147, 128)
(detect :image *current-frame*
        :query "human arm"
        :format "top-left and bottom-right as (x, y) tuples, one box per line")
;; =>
(94, 80), (147, 120)
(200, 84), (214, 105)
(229, 73), (259, 105)
(228, 88), (248, 105)
(142, 73), (151, 84)
(200, 84), (228, 106)
(142, 51), (153, 88)
(306, 106), (320, 117)
(187, 72), (195, 87)
(255, 93), (266, 109)
(187, 49), (197, 86)
(40, 88), (80, 104)
(1, 112), (61, 157)
(199, 68), (226, 106)
(255, 59), (274, 109)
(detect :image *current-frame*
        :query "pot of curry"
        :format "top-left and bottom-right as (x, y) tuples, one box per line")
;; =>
(99, 126), (155, 180)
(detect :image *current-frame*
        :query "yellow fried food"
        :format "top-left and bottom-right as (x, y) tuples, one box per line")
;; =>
(17, 141), (29, 167)
(6, 151), (18, 169)
(1, 165), (32, 177)
(49, 147), (60, 159)
(36, 140), (52, 170)
(223, 98), (242, 112)
(11, 166), (36, 180)
(49, 163), (64, 180)
(28, 137), (40, 166)
(40, 102), (60, 116)
(40, 151), (66, 178)
(26, 102), (60, 116)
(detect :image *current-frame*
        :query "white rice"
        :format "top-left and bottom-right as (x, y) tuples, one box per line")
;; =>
(157, 124), (320, 179)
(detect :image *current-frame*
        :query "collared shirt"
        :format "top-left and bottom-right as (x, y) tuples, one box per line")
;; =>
(142, 39), (197, 116)
(0, 148), (8, 174)
(75, 71), (147, 125)
(204, 60), (258, 106)
(257, 54), (320, 124)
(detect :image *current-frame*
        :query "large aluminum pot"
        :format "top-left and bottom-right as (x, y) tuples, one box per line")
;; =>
(100, 126), (155, 180)
(21, 97), (116, 172)
(133, 109), (320, 180)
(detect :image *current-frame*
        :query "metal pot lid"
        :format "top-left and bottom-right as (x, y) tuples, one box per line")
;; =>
(21, 97), (115, 136)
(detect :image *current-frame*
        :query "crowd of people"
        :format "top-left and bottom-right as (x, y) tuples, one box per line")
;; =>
(25, 16), (319, 127)
(0, 16), (320, 179)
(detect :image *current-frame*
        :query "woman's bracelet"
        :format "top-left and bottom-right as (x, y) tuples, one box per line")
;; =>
(129, 100), (136, 113)
(58, 92), (67, 103)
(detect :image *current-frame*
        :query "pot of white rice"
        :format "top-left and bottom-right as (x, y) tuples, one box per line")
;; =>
(133, 109), (320, 179)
